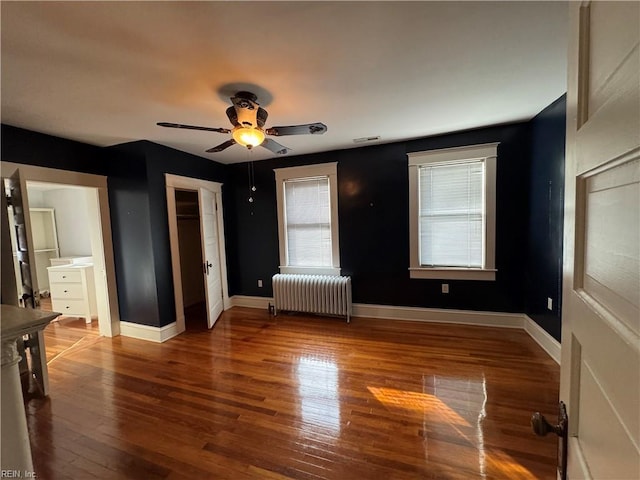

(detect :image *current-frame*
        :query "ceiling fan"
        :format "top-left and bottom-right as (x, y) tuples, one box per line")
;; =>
(157, 91), (327, 155)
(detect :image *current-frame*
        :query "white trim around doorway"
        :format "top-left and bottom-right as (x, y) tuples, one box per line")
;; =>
(1, 161), (121, 337)
(165, 173), (230, 336)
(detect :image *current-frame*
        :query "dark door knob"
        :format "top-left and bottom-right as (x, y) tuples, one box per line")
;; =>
(531, 412), (562, 436)
(531, 401), (568, 480)
(531, 401), (567, 437)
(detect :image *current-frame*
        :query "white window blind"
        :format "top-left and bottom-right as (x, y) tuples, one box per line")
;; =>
(419, 160), (484, 268)
(284, 176), (332, 267)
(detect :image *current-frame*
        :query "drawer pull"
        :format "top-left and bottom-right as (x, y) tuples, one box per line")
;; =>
(64, 290), (68, 293)
(65, 306), (70, 309)
(62, 275), (67, 279)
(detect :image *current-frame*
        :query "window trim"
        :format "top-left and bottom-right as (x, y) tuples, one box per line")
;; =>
(274, 162), (340, 276)
(408, 143), (498, 281)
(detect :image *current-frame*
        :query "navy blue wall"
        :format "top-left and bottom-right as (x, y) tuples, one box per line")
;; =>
(103, 142), (160, 325)
(525, 95), (566, 341)
(225, 122), (532, 313)
(1, 124), (106, 174)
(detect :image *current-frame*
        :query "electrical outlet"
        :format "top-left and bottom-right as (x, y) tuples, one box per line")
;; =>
(442, 283), (449, 294)
(547, 297), (553, 310)
(258, 279), (263, 288)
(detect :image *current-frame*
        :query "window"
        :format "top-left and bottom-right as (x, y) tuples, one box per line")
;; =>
(408, 143), (498, 280)
(275, 163), (340, 275)
(284, 177), (331, 266)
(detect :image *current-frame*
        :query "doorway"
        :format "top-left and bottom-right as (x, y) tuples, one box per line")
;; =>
(5, 180), (104, 358)
(175, 189), (207, 330)
(1, 162), (120, 338)
(165, 174), (230, 335)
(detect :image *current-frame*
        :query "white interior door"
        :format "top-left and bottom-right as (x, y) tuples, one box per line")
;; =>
(1, 181), (18, 305)
(6, 169), (40, 308)
(5, 169), (50, 395)
(199, 188), (223, 329)
(561, 2), (639, 478)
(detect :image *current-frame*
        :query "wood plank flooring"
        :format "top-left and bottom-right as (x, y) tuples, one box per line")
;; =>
(38, 297), (102, 364)
(27, 307), (560, 479)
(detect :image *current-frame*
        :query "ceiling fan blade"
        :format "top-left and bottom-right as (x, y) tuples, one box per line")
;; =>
(206, 139), (236, 153)
(225, 106), (239, 127)
(157, 122), (230, 134)
(261, 138), (291, 155)
(256, 107), (268, 128)
(265, 122), (327, 136)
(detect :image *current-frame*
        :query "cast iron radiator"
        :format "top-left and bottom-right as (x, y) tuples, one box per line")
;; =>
(272, 274), (352, 323)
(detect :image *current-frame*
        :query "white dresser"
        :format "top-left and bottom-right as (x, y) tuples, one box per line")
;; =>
(47, 264), (97, 323)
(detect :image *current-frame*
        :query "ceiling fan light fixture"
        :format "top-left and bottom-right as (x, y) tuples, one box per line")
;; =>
(157, 91), (326, 155)
(232, 126), (265, 148)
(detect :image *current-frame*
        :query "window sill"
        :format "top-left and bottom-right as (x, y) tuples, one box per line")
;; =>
(279, 266), (341, 276)
(409, 267), (496, 281)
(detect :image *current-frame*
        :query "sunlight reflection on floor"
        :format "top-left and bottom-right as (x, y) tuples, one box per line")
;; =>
(368, 378), (538, 480)
(367, 386), (470, 426)
(297, 355), (341, 435)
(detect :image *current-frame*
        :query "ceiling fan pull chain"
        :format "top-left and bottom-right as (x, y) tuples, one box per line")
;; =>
(247, 158), (256, 203)
(250, 160), (256, 192)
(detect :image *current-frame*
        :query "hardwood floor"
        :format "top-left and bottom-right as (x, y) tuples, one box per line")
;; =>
(39, 297), (101, 363)
(27, 308), (560, 479)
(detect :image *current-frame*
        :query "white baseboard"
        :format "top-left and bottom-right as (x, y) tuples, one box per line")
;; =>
(352, 303), (524, 329)
(120, 321), (179, 343)
(524, 315), (561, 364)
(230, 295), (273, 310)
(227, 296), (560, 363)
(230, 296), (521, 328)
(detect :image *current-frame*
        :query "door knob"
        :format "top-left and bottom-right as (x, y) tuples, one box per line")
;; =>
(203, 261), (213, 275)
(531, 401), (567, 437)
(531, 412), (564, 436)
(531, 401), (568, 480)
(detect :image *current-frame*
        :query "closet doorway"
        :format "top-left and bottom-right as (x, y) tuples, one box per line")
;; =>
(165, 174), (229, 335)
(175, 190), (207, 329)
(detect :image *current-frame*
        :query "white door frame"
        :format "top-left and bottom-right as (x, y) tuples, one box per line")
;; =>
(165, 173), (230, 334)
(1, 161), (121, 337)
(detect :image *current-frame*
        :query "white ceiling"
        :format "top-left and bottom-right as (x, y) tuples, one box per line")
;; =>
(1, 2), (568, 165)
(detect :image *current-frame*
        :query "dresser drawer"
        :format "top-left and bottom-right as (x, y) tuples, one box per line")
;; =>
(50, 283), (84, 299)
(51, 298), (89, 316)
(48, 269), (82, 283)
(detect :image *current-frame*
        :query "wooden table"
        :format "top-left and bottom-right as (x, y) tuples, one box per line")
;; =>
(1, 304), (59, 474)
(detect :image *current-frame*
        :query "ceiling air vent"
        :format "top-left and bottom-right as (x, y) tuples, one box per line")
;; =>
(353, 136), (381, 144)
